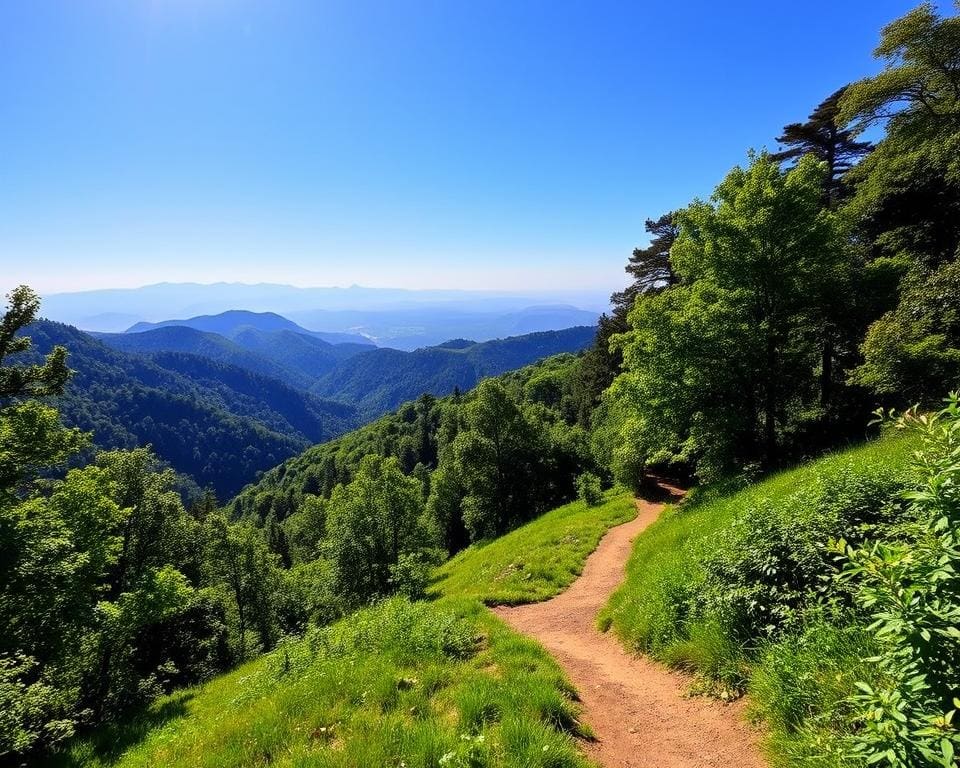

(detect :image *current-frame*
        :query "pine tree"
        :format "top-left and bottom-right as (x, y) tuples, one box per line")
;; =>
(772, 87), (872, 206)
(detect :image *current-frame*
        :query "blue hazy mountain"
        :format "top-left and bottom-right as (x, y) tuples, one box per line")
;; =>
(40, 283), (605, 348)
(126, 309), (373, 346)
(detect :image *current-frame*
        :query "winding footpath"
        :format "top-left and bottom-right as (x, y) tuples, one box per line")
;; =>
(493, 490), (767, 768)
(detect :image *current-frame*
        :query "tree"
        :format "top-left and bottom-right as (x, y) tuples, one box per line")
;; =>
(772, 87), (872, 206)
(610, 212), (680, 318)
(325, 455), (429, 607)
(840, 3), (960, 131)
(853, 259), (960, 401)
(1, 289), (232, 755)
(610, 154), (846, 479)
(453, 380), (546, 539)
(204, 515), (282, 659)
(840, 2), (960, 269)
(0, 286), (70, 400)
(771, 88), (874, 406)
(839, 3), (960, 407)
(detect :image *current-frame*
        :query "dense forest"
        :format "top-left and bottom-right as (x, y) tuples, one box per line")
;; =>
(2, 4), (959, 766)
(18, 321), (593, 498)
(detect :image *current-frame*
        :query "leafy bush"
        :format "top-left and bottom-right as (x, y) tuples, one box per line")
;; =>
(601, 436), (915, 691)
(574, 472), (603, 506)
(835, 397), (960, 767)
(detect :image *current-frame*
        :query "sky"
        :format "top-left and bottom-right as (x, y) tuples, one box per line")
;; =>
(0, 0), (941, 295)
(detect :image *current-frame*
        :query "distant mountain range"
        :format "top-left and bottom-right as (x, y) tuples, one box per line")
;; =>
(126, 309), (373, 346)
(39, 282), (605, 349)
(24, 309), (596, 497)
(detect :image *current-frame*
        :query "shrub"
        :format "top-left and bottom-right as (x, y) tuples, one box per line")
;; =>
(835, 396), (960, 767)
(574, 472), (603, 506)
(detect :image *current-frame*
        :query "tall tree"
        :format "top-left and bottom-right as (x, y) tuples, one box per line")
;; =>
(325, 455), (428, 607)
(579, 213), (680, 419)
(610, 213), (679, 319)
(609, 154), (846, 480)
(772, 87), (872, 206)
(772, 88), (872, 406)
(840, 3), (960, 405)
(453, 380), (546, 540)
(840, 2), (960, 268)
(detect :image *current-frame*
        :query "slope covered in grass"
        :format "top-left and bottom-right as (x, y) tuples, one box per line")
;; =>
(47, 598), (589, 768)
(433, 489), (637, 605)
(599, 435), (918, 764)
(46, 483), (643, 767)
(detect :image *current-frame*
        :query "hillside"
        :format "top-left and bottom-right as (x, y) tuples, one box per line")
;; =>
(127, 309), (373, 346)
(45, 474), (647, 768)
(599, 434), (923, 762)
(25, 321), (359, 498)
(313, 325), (596, 419)
(95, 326), (319, 390)
(229, 351), (593, 524)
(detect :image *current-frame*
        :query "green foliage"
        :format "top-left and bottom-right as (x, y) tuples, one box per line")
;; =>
(835, 397), (960, 766)
(574, 472), (603, 506)
(0, 287), (71, 400)
(325, 454), (433, 608)
(235, 356), (597, 567)
(454, 380), (550, 540)
(600, 435), (915, 685)
(854, 259), (960, 403)
(608, 153), (849, 481)
(772, 87), (872, 206)
(45, 598), (588, 768)
(433, 489), (636, 605)
(311, 326), (596, 421)
(23, 320), (358, 499)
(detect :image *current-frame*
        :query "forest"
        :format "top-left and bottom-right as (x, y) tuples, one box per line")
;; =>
(1, 4), (959, 767)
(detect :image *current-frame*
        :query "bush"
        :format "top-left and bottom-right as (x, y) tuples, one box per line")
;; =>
(835, 397), (960, 767)
(601, 435), (916, 691)
(574, 472), (603, 506)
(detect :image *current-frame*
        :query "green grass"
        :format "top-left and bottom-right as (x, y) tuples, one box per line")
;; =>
(598, 434), (917, 764)
(46, 488), (642, 767)
(46, 597), (590, 768)
(599, 435), (914, 657)
(432, 489), (637, 605)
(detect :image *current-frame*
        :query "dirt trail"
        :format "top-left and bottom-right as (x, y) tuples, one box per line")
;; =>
(493, 490), (766, 768)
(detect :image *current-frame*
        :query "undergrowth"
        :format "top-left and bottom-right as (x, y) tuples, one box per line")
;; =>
(599, 435), (919, 763)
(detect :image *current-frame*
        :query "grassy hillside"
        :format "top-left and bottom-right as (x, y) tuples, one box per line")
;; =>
(47, 598), (589, 768)
(45, 467), (645, 768)
(598, 434), (920, 763)
(433, 489), (636, 605)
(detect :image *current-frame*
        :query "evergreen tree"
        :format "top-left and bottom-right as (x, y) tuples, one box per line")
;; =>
(772, 87), (872, 206)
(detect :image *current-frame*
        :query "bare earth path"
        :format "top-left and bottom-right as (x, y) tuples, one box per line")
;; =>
(493, 491), (767, 768)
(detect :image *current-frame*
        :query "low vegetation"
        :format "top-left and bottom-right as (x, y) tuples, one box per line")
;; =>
(45, 598), (589, 768)
(601, 406), (959, 765)
(433, 489), (636, 605)
(4, 4), (960, 765)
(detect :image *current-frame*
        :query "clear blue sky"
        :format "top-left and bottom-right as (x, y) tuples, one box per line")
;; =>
(0, 0), (934, 295)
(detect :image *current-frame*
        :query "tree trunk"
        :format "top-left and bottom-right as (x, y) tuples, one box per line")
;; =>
(820, 334), (833, 407)
(764, 337), (779, 469)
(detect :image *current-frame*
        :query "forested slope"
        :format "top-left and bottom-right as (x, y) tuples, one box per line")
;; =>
(25, 321), (359, 497)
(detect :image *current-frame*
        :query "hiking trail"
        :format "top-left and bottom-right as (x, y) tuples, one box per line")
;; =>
(493, 488), (767, 768)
